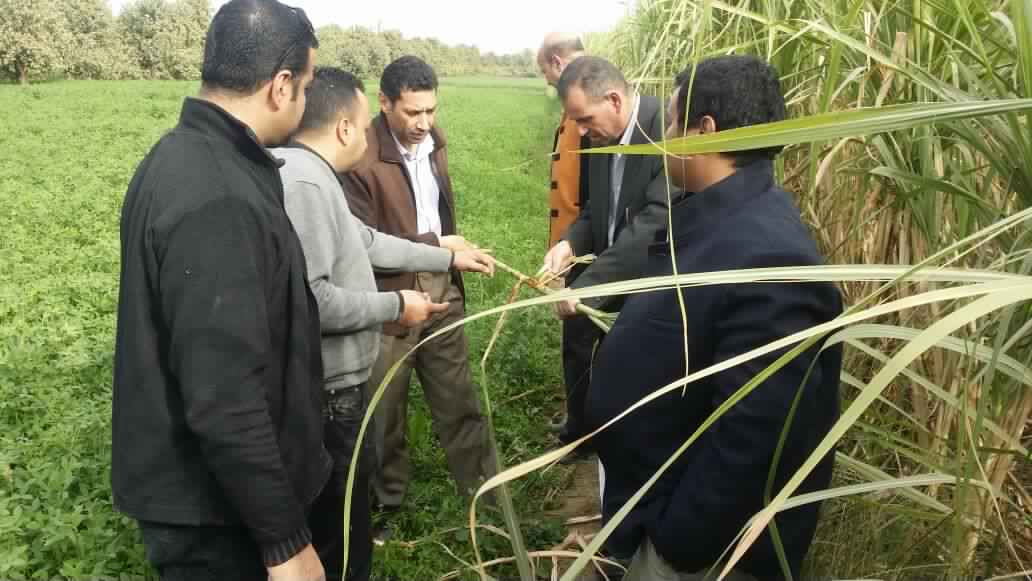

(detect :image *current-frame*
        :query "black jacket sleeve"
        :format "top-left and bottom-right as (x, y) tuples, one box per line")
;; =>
(562, 192), (595, 255)
(570, 168), (670, 308)
(157, 196), (310, 561)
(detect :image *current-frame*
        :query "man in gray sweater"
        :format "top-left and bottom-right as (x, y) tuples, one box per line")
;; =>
(274, 67), (494, 581)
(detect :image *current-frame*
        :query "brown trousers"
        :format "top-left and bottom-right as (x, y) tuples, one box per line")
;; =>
(366, 272), (496, 508)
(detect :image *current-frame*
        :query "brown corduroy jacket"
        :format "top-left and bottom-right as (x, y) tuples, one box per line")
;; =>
(339, 114), (464, 336)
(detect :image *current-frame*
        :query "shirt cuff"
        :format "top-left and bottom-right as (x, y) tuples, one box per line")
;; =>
(394, 290), (406, 321)
(261, 526), (312, 567)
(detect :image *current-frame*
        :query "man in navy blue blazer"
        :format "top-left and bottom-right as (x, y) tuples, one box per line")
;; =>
(585, 55), (843, 581)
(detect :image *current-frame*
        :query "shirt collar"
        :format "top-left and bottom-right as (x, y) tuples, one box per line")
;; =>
(391, 129), (435, 162)
(617, 94), (642, 149)
(374, 114), (447, 165)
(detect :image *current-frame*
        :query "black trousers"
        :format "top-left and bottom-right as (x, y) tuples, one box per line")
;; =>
(561, 310), (603, 441)
(138, 521), (266, 581)
(310, 383), (374, 581)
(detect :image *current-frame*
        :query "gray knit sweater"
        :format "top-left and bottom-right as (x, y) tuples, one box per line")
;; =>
(275, 146), (452, 387)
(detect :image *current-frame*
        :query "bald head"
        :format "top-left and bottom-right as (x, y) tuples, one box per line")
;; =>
(539, 32), (585, 61)
(537, 32), (586, 87)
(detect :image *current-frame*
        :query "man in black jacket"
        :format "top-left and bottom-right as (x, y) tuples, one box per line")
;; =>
(111, 2), (326, 580)
(585, 56), (842, 580)
(541, 56), (670, 448)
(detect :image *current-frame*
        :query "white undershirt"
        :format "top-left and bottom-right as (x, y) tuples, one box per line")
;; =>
(608, 94), (641, 246)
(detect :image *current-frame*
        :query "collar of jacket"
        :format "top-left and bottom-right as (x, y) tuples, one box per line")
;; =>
(374, 113), (447, 165)
(178, 97), (285, 168)
(655, 158), (776, 244)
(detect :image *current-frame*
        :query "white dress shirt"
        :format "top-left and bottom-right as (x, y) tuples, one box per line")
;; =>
(392, 131), (443, 236)
(608, 94), (641, 246)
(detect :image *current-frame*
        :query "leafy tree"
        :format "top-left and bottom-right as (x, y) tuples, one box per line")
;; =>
(61, 0), (139, 79)
(0, 1), (538, 82)
(335, 26), (392, 79)
(364, 30), (392, 77)
(380, 29), (403, 63)
(314, 24), (346, 69)
(119, 0), (209, 80)
(162, 0), (209, 78)
(118, 0), (166, 76)
(0, 0), (70, 84)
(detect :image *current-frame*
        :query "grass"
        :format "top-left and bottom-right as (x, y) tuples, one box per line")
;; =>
(0, 77), (572, 580)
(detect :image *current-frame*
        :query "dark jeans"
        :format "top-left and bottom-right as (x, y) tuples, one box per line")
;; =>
(138, 521), (265, 581)
(561, 312), (603, 442)
(310, 383), (373, 581)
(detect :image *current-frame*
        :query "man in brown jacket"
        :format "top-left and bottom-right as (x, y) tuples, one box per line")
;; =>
(340, 56), (495, 527)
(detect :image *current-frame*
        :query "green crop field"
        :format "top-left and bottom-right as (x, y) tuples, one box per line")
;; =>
(0, 76), (574, 580)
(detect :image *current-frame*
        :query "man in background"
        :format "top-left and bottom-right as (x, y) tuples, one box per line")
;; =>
(538, 31), (587, 250)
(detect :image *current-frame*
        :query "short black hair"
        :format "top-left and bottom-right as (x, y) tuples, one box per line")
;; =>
(556, 56), (628, 101)
(673, 55), (787, 166)
(296, 67), (366, 134)
(380, 56), (438, 102)
(201, 0), (318, 95)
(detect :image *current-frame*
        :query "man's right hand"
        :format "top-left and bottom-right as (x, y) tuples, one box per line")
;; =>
(267, 544), (325, 581)
(397, 290), (448, 327)
(439, 235), (472, 252)
(543, 240), (574, 274)
(452, 248), (496, 275)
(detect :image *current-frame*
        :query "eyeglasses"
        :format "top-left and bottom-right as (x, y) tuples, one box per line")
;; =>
(271, 6), (316, 77)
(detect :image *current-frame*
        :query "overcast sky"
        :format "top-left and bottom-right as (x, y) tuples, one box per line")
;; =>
(108, 0), (634, 55)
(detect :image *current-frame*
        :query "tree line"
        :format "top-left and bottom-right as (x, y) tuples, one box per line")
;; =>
(0, 0), (539, 85)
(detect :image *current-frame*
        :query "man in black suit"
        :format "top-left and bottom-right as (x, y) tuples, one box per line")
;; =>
(541, 56), (670, 449)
